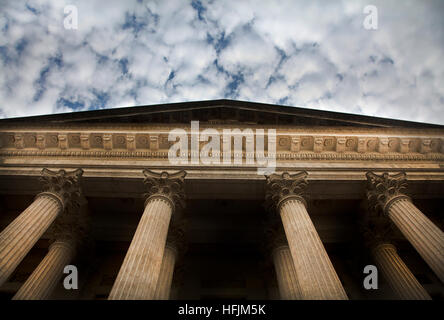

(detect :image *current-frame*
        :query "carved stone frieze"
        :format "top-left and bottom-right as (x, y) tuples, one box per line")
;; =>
(0, 130), (443, 162)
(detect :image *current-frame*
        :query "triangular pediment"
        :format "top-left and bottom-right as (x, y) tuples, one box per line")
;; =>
(0, 99), (442, 129)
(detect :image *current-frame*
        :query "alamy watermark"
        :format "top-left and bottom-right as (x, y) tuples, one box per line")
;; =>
(168, 121), (276, 175)
(63, 265), (78, 290)
(363, 5), (378, 30)
(64, 5), (78, 30)
(363, 265), (378, 290)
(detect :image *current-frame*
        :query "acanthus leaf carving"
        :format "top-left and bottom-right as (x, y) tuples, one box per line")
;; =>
(365, 171), (410, 214)
(264, 171), (308, 212)
(39, 168), (84, 210)
(142, 169), (187, 212)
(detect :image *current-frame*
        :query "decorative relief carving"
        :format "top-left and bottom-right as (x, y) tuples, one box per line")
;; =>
(378, 138), (389, 153)
(44, 134), (58, 148)
(150, 135), (159, 151)
(420, 139), (432, 154)
(290, 137), (300, 152)
(265, 171), (308, 212)
(323, 137), (335, 151)
(113, 134), (127, 149)
(314, 137), (323, 153)
(366, 171), (410, 214)
(142, 169), (187, 212)
(136, 134), (149, 149)
(399, 138), (410, 153)
(90, 134), (103, 148)
(36, 134), (45, 149)
(14, 133), (24, 149)
(58, 134), (68, 149)
(388, 138), (399, 152)
(126, 134), (136, 151)
(278, 136), (290, 151)
(367, 138), (377, 151)
(103, 134), (112, 150)
(69, 134), (81, 148)
(345, 138), (356, 150)
(336, 137), (346, 152)
(39, 168), (84, 210)
(300, 136), (312, 150)
(80, 133), (90, 150)
(357, 137), (366, 153)
(409, 139), (420, 152)
(24, 134), (36, 147)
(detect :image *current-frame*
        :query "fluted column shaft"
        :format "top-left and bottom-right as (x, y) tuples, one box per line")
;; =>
(108, 196), (173, 300)
(153, 244), (177, 300)
(0, 193), (63, 286)
(279, 198), (348, 300)
(272, 245), (301, 300)
(388, 198), (444, 283)
(12, 240), (75, 300)
(372, 243), (431, 300)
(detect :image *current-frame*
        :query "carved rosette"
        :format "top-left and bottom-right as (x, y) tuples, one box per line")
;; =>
(265, 171), (308, 212)
(142, 170), (187, 213)
(38, 168), (83, 210)
(366, 171), (410, 215)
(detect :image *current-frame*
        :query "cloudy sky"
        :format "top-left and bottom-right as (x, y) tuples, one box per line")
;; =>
(0, 0), (443, 124)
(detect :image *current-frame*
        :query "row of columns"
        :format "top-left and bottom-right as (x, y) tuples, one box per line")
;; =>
(266, 171), (444, 299)
(0, 168), (443, 299)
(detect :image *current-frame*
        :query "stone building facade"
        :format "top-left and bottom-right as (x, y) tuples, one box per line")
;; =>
(0, 100), (443, 300)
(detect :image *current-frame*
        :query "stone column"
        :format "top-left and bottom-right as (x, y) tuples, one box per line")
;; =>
(366, 171), (444, 283)
(273, 245), (301, 300)
(0, 168), (83, 287)
(153, 224), (185, 300)
(373, 243), (431, 300)
(265, 172), (348, 300)
(108, 170), (186, 300)
(12, 240), (75, 300)
(267, 226), (301, 300)
(12, 198), (87, 300)
(153, 244), (177, 300)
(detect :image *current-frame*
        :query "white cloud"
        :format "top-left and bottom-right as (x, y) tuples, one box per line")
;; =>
(0, 0), (443, 124)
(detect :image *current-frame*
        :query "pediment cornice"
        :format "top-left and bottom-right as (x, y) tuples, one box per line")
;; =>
(1, 100), (443, 129)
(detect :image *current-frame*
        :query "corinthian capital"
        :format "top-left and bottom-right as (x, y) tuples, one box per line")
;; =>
(39, 168), (83, 210)
(143, 169), (187, 212)
(366, 171), (410, 214)
(265, 171), (308, 212)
